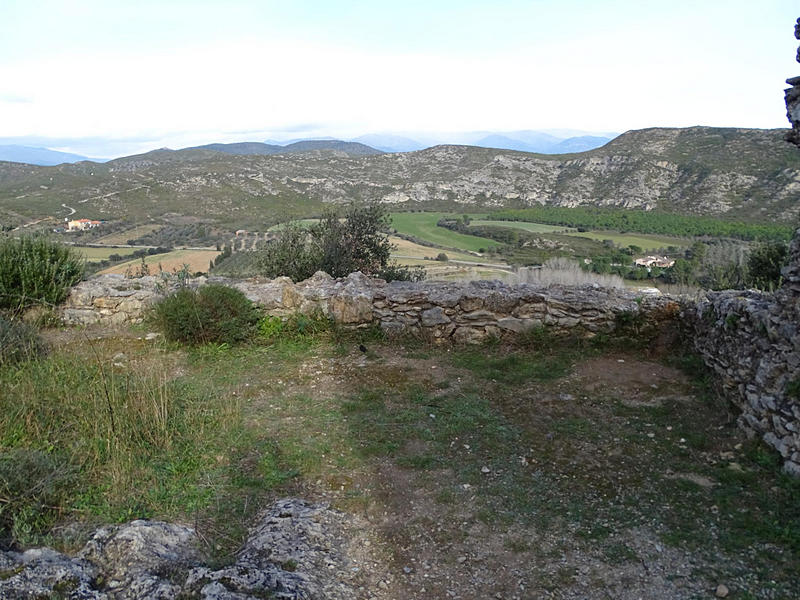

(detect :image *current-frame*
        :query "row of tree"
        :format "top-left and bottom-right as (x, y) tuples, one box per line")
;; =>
(488, 207), (794, 242)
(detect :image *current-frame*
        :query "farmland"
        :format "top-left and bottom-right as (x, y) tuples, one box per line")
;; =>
(564, 231), (689, 251)
(390, 212), (501, 252)
(73, 245), (138, 262)
(98, 248), (221, 275)
(469, 220), (573, 234)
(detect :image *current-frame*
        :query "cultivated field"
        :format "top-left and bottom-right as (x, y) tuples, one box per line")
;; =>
(73, 246), (137, 262)
(565, 230), (689, 251)
(389, 236), (486, 262)
(390, 212), (501, 252)
(470, 219), (574, 234)
(98, 249), (221, 275)
(92, 223), (163, 245)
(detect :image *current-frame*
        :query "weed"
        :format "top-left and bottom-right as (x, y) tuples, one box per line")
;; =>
(0, 315), (45, 367)
(724, 313), (740, 329)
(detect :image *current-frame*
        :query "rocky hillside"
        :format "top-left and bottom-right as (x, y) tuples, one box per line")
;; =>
(1, 127), (798, 228)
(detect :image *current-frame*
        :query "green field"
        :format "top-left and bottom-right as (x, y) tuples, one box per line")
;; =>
(73, 246), (137, 262)
(565, 231), (689, 251)
(390, 212), (500, 252)
(470, 220), (574, 234)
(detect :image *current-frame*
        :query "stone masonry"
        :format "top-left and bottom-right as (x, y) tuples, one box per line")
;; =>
(688, 229), (800, 476)
(61, 272), (679, 343)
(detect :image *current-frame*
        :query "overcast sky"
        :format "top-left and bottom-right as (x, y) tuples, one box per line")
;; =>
(0, 0), (798, 157)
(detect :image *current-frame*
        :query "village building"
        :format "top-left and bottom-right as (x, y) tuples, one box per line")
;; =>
(634, 255), (675, 269)
(66, 218), (102, 232)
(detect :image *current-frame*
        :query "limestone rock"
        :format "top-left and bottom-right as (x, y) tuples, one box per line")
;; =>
(0, 499), (370, 600)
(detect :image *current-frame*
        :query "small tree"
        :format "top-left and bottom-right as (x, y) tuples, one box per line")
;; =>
(258, 205), (423, 282)
(747, 241), (788, 291)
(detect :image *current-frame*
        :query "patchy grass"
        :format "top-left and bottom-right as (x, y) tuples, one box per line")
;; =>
(2, 326), (798, 597)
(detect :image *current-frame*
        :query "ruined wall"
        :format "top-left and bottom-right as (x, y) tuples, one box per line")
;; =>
(785, 18), (800, 145)
(688, 229), (800, 475)
(60, 231), (800, 476)
(61, 271), (679, 343)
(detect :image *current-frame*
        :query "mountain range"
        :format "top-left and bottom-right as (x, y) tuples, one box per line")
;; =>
(0, 145), (94, 166)
(0, 130), (618, 166)
(0, 127), (797, 229)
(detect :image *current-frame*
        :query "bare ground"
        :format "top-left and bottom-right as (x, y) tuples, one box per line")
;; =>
(35, 328), (800, 599)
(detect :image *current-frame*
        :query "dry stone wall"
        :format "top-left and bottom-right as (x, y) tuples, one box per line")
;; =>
(60, 231), (800, 475)
(688, 229), (800, 476)
(61, 271), (679, 342)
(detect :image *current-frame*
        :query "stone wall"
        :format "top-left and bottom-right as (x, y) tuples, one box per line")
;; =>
(785, 18), (800, 145)
(61, 272), (680, 343)
(688, 229), (800, 476)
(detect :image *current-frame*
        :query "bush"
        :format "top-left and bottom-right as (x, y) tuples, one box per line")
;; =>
(0, 315), (45, 367)
(152, 284), (258, 344)
(0, 237), (85, 312)
(258, 205), (424, 282)
(747, 241), (788, 291)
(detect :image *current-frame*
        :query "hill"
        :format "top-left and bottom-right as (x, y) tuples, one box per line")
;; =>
(188, 139), (383, 157)
(0, 126), (798, 228)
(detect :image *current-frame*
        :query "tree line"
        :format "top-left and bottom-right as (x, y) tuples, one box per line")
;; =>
(488, 207), (795, 242)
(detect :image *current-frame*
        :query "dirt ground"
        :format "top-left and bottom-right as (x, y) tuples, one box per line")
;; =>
(36, 328), (800, 599)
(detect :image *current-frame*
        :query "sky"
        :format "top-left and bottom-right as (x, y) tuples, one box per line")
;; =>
(0, 0), (798, 158)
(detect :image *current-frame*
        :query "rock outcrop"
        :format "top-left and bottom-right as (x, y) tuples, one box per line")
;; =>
(2, 126), (799, 225)
(0, 499), (377, 599)
(786, 18), (800, 146)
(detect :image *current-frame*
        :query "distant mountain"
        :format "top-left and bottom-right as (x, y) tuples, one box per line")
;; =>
(0, 145), (91, 166)
(365, 131), (615, 154)
(2, 127), (797, 228)
(474, 135), (544, 153)
(190, 142), (284, 155)
(278, 140), (383, 156)
(187, 139), (383, 157)
(550, 135), (615, 153)
(350, 134), (426, 153)
(473, 132), (613, 154)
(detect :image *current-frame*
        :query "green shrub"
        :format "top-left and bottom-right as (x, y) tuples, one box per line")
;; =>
(152, 284), (258, 344)
(0, 237), (85, 312)
(0, 315), (45, 367)
(258, 315), (285, 340)
(258, 205), (425, 282)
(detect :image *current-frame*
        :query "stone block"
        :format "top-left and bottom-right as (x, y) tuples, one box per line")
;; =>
(421, 307), (451, 326)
